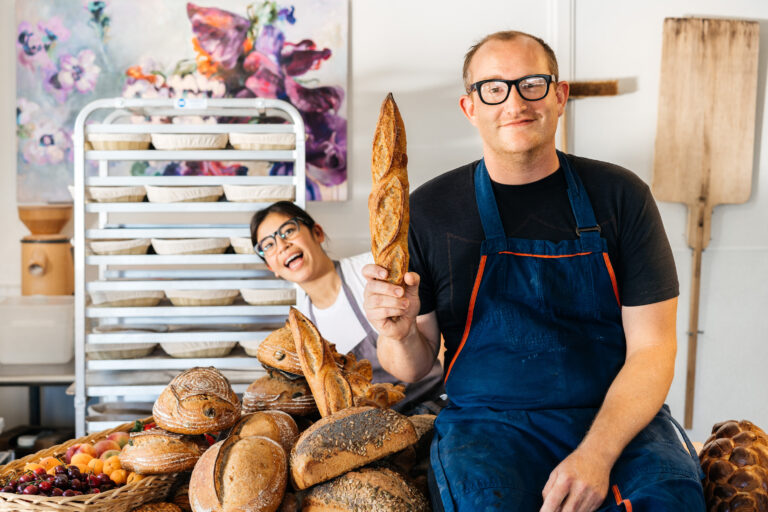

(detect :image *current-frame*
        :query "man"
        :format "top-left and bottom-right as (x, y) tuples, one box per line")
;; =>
(363, 31), (705, 511)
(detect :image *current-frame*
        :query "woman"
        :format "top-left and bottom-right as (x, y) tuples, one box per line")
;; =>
(250, 201), (444, 413)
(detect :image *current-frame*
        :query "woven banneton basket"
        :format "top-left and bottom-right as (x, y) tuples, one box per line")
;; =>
(0, 417), (178, 512)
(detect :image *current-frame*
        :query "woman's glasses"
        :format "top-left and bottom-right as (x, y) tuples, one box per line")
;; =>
(256, 217), (302, 256)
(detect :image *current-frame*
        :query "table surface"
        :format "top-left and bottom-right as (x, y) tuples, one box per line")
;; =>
(0, 362), (75, 386)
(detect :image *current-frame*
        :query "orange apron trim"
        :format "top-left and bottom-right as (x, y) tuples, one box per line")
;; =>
(612, 484), (633, 512)
(444, 254), (487, 383)
(498, 250), (593, 258)
(602, 252), (621, 307)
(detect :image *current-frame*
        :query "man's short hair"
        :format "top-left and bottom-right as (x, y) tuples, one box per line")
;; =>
(462, 30), (560, 93)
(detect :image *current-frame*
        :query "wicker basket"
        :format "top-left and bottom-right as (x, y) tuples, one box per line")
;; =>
(0, 418), (177, 512)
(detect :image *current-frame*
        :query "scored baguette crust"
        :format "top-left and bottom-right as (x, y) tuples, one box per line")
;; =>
(153, 366), (240, 435)
(189, 435), (287, 512)
(288, 307), (353, 418)
(119, 428), (206, 475)
(370, 93), (409, 286)
(302, 467), (430, 512)
(242, 373), (318, 416)
(289, 406), (418, 490)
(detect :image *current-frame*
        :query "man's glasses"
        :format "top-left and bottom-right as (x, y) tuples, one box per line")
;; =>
(468, 74), (556, 105)
(256, 217), (302, 256)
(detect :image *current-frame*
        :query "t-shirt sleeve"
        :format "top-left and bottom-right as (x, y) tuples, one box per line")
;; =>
(616, 181), (679, 306)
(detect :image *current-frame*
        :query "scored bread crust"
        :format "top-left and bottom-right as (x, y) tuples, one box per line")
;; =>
(288, 307), (353, 418)
(256, 322), (304, 375)
(289, 406), (418, 490)
(370, 93), (409, 286)
(119, 428), (206, 475)
(302, 467), (430, 512)
(153, 366), (240, 435)
(229, 411), (299, 455)
(189, 435), (287, 512)
(242, 373), (318, 417)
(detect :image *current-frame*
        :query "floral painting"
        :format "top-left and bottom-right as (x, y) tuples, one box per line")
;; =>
(16, 0), (349, 203)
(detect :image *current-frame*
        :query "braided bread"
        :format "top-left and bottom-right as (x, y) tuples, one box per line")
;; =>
(700, 419), (768, 511)
(370, 93), (409, 286)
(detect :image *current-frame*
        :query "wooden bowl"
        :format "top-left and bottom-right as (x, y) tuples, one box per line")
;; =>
(18, 204), (73, 234)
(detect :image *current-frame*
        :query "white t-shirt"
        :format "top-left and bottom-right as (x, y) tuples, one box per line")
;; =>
(295, 252), (377, 354)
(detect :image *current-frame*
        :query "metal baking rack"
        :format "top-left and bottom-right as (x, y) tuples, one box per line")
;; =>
(72, 98), (306, 436)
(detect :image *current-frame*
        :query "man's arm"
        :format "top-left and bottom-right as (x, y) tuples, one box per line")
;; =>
(362, 264), (440, 383)
(540, 297), (678, 512)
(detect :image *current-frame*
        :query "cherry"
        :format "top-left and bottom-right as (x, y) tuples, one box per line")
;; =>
(72, 490), (83, 496)
(1, 485), (14, 493)
(18, 474), (34, 484)
(62, 489), (76, 497)
(22, 485), (39, 495)
(53, 475), (68, 488)
(70, 478), (82, 491)
(16, 484), (28, 493)
(91, 487), (101, 493)
(33, 467), (47, 477)
(87, 474), (100, 488)
(66, 466), (81, 479)
(51, 488), (64, 496)
(99, 483), (114, 492)
(54, 465), (67, 475)
(96, 473), (112, 485)
(38, 481), (52, 492)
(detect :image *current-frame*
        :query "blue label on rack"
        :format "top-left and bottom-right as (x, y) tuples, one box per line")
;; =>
(174, 97), (208, 109)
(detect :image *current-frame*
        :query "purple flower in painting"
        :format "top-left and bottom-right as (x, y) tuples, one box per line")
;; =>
(45, 50), (101, 101)
(187, 2), (250, 70)
(277, 7), (296, 25)
(16, 98), (40, 127)
(255, 25), (284, 64)
(281, 40), (331, 76)
(285, 79), (343, 114)
(243, 51), (282, 97)
(17, 21), (49, 68)
(305, 112), (346, 186)
(39, 17), (70, 51)
(21, 121), (71, 165)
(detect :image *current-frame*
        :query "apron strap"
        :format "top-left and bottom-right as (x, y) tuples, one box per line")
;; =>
(474, 152), (603, 241)
(664, 406), (706, 480)
(559, 151), (601, 238)
(306, 260), (378, 346)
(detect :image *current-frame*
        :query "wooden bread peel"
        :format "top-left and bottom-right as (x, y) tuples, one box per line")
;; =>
(652, 18), (759, 429)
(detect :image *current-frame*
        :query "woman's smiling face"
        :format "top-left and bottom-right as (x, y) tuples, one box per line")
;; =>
(256, 211), (327, 283)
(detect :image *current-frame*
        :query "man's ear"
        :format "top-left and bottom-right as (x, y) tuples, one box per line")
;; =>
(555, 80), (569, 116)
(459, 94), (478, 127)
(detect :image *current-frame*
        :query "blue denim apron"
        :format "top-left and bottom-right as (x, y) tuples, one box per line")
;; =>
(429, 153), (705, 511)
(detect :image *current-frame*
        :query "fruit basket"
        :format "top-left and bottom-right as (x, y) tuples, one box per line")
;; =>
(0, 417), (177, 512)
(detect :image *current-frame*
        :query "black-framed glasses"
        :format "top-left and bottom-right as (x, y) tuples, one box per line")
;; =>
(468, 74), (555, 105)
(256, 217), (302, 256)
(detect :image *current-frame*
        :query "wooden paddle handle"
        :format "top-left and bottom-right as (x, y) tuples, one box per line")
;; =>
(684, 202), (710, 429)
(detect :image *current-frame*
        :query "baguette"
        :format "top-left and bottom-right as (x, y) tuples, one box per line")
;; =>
(302, 467), (429, 512)
(370, 93), (409, 286)
(288, 307), (353, 417)
(289, 406), (418, 490)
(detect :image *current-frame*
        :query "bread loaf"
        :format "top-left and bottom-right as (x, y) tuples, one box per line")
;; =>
(302, 467), (429, 512)
(700, 419), (768, 511)
(290, 406), (418, 490)
(119, 428), (207, 475)
(369, 93), (409, 286)
(242, 372), (317, 416)
(153, 366), (240, 435)
(229, 411), (299, 455)
(189, 435), (287, 512)
(289, 307), (353, 418)
(131, 503), (182, 512)
(257, 321), (304, 376)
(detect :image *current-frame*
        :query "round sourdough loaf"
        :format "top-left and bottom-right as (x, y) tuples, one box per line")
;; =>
(119, 427), (207, 475)
(242, 373), (317, 417)
(153, 366), (240, 435)
(189, 435), (287, 512)
(256, 322), (303, 375)
(289, 406), (418, 490)
(229, 411), (299, 455)
(302, 467), (429, 511)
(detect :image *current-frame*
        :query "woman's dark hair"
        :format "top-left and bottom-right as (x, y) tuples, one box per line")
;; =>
(250, 201), (318, 260)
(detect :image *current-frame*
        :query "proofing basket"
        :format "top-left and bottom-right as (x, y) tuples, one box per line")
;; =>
(0, 417), (177, 512)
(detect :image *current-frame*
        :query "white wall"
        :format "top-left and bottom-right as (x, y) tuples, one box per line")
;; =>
(1, 0), (766, 443)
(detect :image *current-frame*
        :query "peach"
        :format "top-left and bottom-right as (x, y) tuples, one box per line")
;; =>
(75, 443), (97, 458)
(64, 443), (82, 464)
(106, 432), (130, 448)
(70, 453), (94, 466)
(100, 449), (121, 461)
(93, 439), (121, 457)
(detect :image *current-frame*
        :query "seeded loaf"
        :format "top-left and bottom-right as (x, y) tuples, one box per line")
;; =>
(289, 307), (353, 418)
(302, 467), (429, 512)
(290, 406), (418, 490)
(153, 366), (240, 435)
(242, 372), (317, 417)
(229, 411), (299, 455)
(119, 427), (207, 475)
(369, 93), (409, 286)
(189, 435), (287, 512)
